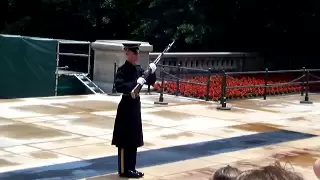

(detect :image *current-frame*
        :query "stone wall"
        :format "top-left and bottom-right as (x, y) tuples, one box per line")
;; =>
(91, 40), (153, 93)
(149, 52), (263, 77)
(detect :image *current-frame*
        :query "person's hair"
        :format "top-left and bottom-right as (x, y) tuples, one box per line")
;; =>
(236, 169), (268, 180)
(212, 165), (241, 180)
(236, 162), (304, 180)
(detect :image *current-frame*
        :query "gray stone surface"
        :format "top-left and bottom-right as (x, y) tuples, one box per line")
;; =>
(91, 40), (153, 93)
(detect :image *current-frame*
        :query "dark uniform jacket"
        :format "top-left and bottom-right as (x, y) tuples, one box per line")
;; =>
(111, 61), (156, 148)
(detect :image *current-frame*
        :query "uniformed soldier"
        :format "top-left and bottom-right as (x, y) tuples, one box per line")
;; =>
(112, 43), (157, 178)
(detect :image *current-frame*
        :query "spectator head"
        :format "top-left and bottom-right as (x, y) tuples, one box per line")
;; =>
(236, 169), (268, 180)
(212, 165), (241, 180)
(314, 158), (320, 179)
(236, 162), (304, 180)
(261, 162), (304, 180)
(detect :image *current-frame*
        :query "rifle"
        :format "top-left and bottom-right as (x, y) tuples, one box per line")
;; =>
(130, 40), (176, 98)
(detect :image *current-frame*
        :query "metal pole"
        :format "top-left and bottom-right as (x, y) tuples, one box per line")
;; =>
(205, 68), (211, 101)
(301, 67), (305, 96)
(154, 67), (168, 105)
(175, 64), (180, 96)
(217, 70), (231, 110)
(222, 72), (227, 106)
(146, 60), (152, 95)
(54, 41), (60, 96)
(263, 68), (268, 100)
(300, 70), (313, 104)
(108, 63), (121, 96)
(219, 71), (224, 104)
(87, 42), (91, 75)
(146, 85), (151, 95)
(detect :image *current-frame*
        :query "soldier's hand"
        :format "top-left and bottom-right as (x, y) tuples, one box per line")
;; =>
(137, 77), (146, 85)
(149, 63), (157, 73)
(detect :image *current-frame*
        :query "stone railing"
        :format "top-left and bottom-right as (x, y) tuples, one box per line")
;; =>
(149, 52), (263, 76)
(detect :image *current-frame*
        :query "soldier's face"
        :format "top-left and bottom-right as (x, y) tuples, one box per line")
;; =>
(126, 51), (139, 63)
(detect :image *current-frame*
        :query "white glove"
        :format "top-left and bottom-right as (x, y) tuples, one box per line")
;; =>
(137, 77), (146, 85)
(149, 63), (157, 73)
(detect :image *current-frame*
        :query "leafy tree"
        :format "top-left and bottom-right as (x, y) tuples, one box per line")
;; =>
(1, 0), (320, 54)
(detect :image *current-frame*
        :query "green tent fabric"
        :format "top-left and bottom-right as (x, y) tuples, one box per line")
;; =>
(0, 34), (57, 98)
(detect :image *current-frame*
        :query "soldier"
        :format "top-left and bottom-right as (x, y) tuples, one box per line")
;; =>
(112, 43), (157, 178)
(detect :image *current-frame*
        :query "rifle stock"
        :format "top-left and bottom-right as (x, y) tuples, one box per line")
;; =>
(131, 84), (142, 99)
(130, 40), (175, 98)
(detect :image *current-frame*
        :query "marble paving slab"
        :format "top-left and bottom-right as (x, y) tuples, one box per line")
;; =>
(0, 93), (318, 179)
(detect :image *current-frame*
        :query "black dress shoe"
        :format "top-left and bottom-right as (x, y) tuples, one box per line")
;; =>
(133, 170), (144, 177)
(119, 170), (142, 178)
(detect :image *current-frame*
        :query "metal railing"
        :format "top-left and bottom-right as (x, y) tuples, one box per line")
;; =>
(154, 64), (212, 104)
(153, 65), (320, 109)
(108, 62), (320, 109)
(216, 68), (320, 110)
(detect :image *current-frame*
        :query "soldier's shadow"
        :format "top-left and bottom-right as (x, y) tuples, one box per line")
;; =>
(86, 173), (131, 180)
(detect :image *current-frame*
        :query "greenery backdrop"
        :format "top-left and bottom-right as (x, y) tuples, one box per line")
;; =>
(1, 0), (320, 57)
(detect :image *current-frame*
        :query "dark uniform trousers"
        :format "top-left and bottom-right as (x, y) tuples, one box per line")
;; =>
(118, 147), (137, 174)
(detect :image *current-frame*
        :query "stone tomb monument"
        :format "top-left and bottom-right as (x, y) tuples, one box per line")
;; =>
(91, 40), (153, 94)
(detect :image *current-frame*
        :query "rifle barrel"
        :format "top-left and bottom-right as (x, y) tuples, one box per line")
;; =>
(153, 40), (175, 65)
(130, 40), (176, 99)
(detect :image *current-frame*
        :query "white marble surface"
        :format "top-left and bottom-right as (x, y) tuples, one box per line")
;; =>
(0, 94), (319, 179)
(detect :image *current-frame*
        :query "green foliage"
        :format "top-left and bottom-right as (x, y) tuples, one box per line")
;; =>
(1, 0), (320, 52)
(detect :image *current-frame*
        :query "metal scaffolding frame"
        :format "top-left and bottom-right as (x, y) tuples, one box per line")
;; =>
(55, 40), (102, 96)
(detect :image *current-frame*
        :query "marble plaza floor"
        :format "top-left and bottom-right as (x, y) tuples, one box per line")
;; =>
(0, 93), (318, 179)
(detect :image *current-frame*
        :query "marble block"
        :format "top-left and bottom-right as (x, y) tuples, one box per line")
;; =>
(91, 40), (153, 93)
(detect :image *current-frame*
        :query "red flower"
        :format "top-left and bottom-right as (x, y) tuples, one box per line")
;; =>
(153, 73), (303, 100)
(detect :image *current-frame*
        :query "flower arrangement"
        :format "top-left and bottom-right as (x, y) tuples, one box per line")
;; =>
(153, 73), (308, 100)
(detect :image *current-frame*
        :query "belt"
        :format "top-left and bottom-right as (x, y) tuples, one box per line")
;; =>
(122, 93), (139, 97)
